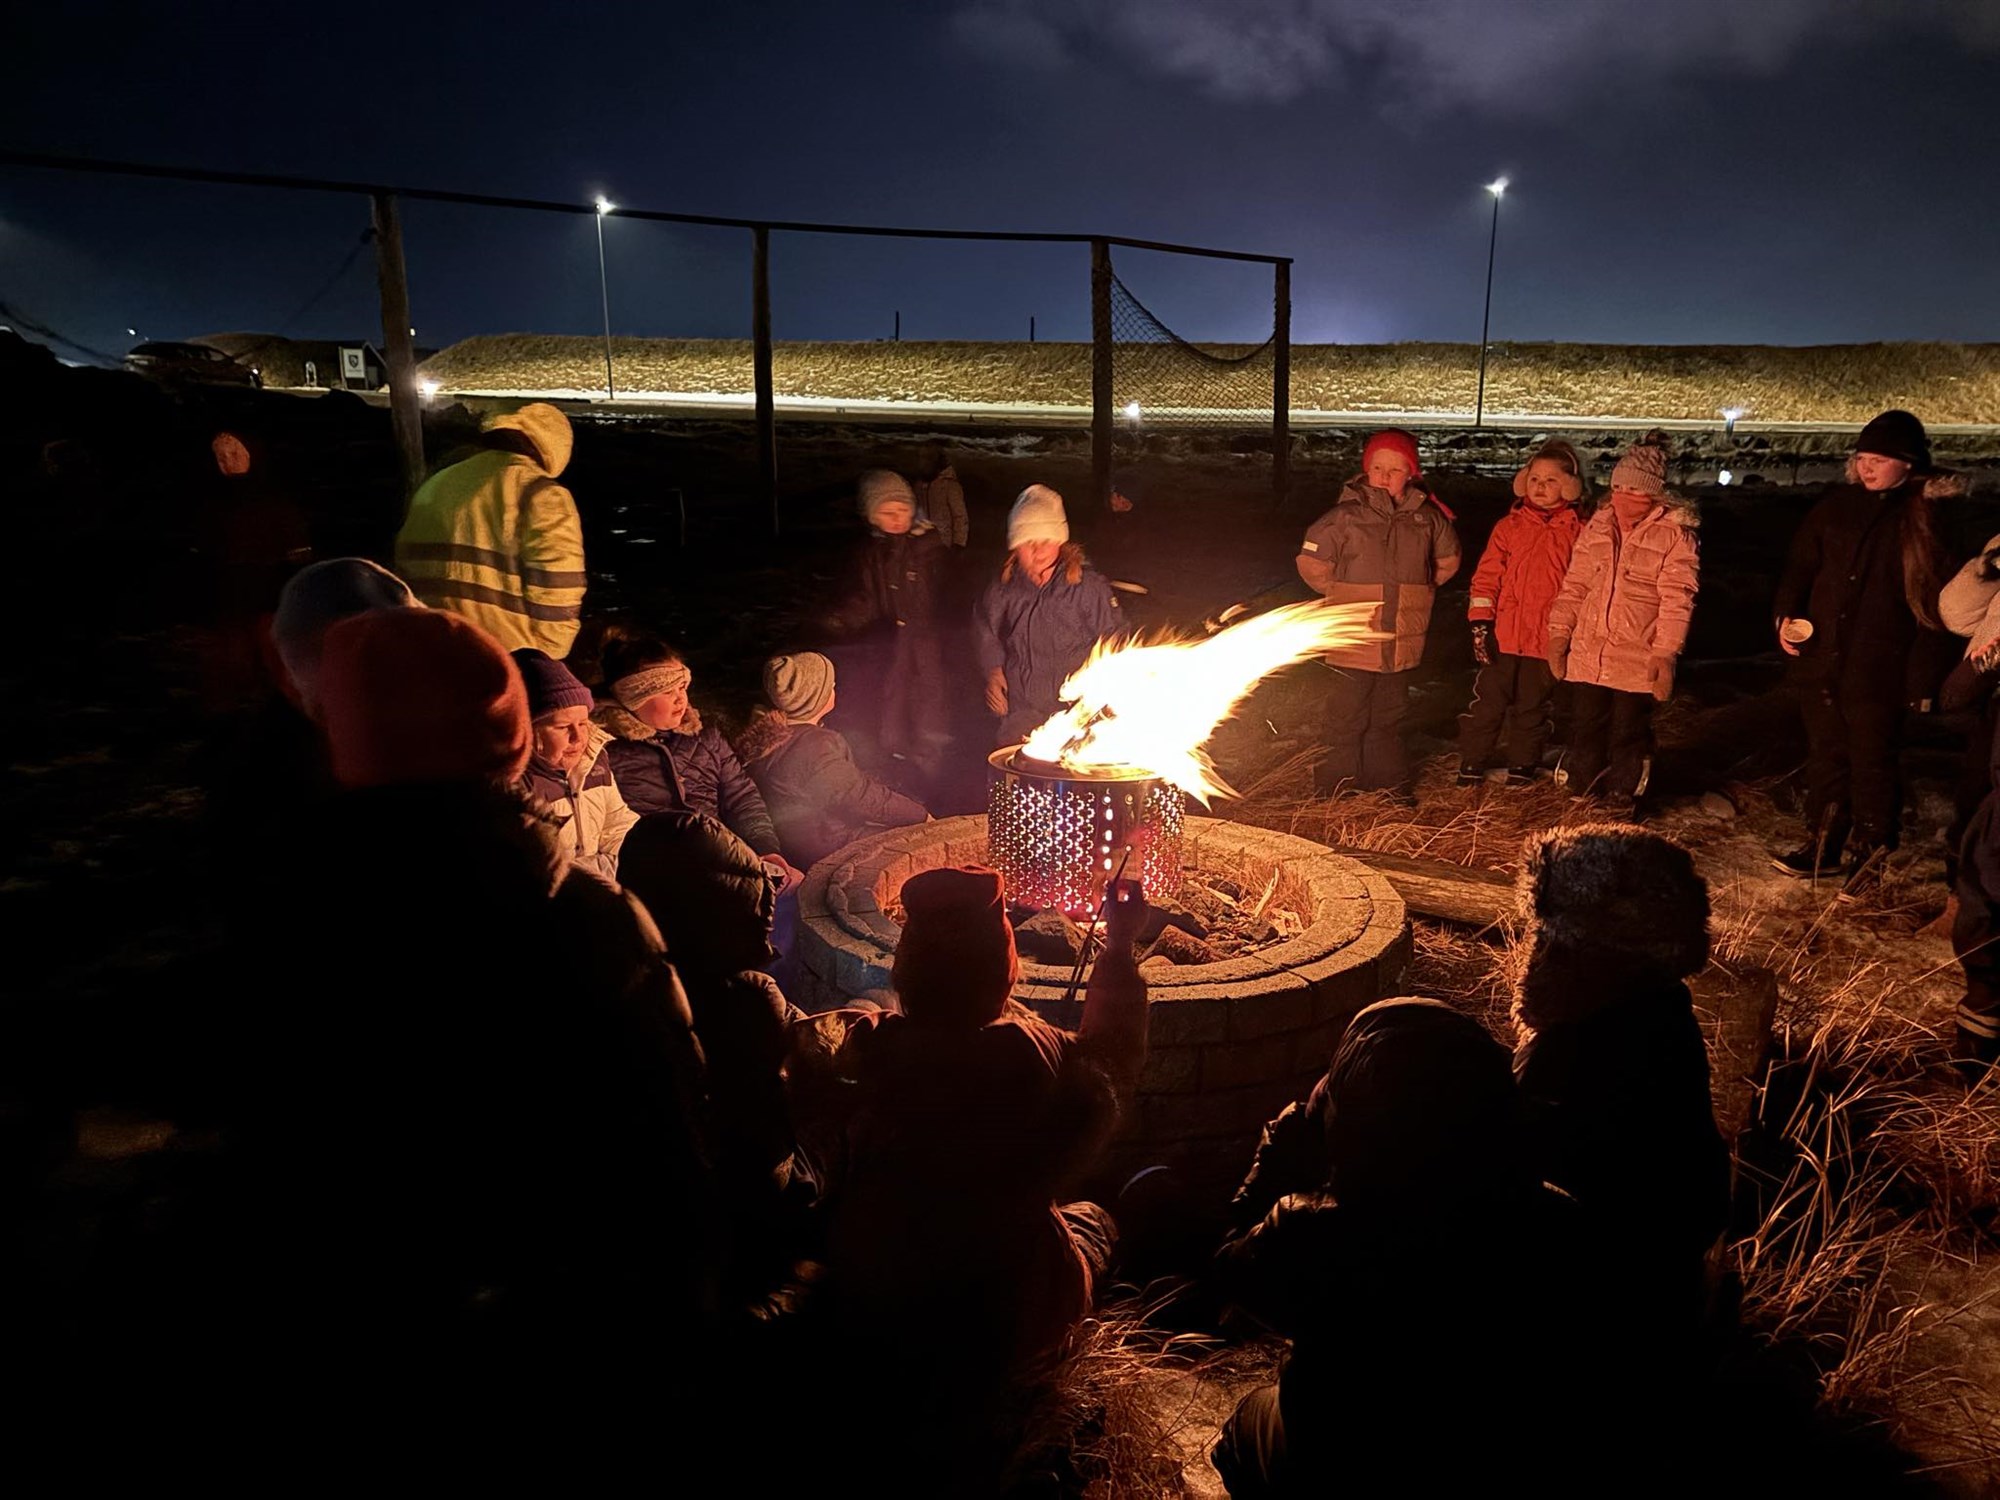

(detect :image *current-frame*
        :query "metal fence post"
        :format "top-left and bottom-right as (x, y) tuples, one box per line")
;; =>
(753, 225), (777, 536)
(1273, 260), (1291, 511)
(1091, 239), (1113, 516)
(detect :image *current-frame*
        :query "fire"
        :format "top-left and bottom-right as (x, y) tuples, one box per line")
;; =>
(1020, 600), (1383, 804)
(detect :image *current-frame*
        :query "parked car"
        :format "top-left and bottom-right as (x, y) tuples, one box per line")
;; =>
(124, 341), (262, 388)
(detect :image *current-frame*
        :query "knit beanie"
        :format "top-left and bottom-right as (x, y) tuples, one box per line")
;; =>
(1855, 409), (1931, 469)
(857, 469), (917, 526)
(1007, 485), (1070, 549)
(272, 557), (420, 709)
(1362, 429), (1423, 480)
(316, 610), (530, 790)
(1511, 439), (1586, 503)
(893, 865), (1018, 1027)
(763, 652), (836, 723)
(1609, 431), (1670, 496)
(512, 648), (594, 721)
(1519, 824), (1710, 976)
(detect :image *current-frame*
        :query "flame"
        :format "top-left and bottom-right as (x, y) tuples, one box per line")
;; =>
(1020, 600), (1383, 804)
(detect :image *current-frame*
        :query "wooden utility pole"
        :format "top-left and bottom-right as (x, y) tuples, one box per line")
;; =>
(369, 192), (425, 507)
(1272, 260), (1292, 511)
(1090, 240), (1113, 516)
(752, 225), (778, 536)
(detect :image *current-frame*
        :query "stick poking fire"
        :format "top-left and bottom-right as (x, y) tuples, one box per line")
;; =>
(1020, 600), (1384, 804)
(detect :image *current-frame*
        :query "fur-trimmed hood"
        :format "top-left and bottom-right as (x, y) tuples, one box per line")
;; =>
(1000, 539), (1090, 587)
(1840, 459), (1968, 502)
(732, 705), (796, 767)
(1512, 824), (1710, 1031)
(591, 696), (704, 741)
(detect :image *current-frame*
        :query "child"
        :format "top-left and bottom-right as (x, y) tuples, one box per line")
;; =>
(514, 647), (636, 881)
(1545, 432), (1699, 806)
(1458, 440), (1587, 785)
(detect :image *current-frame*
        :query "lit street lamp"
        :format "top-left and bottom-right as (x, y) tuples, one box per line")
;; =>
(1474, 177), (1507, 429)
(593, 196), (616, 400)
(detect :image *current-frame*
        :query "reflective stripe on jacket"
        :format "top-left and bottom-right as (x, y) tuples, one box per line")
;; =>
(1299, 479), (1461, 673)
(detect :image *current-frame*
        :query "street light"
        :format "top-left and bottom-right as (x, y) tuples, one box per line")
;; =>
(1474, 177), (1508, 429)
(593, 196), (616, 400)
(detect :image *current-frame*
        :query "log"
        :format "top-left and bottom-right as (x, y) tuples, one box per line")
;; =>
(1328, 845), (1518, 929)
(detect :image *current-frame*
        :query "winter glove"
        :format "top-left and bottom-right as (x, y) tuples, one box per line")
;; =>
(1470, 622), (1493, 667)
(1649, 654), (1677, 702)
(1547, 636), (1570, 682)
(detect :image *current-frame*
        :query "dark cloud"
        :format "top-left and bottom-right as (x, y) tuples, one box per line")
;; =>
(955, 0), (2000, 110)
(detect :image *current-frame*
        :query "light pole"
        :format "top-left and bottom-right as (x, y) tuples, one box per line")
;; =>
(1474, 177), (1507, 429)
(593, 196), (616, 400)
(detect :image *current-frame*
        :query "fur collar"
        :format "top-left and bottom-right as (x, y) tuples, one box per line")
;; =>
(1001, 540), (1088, 587)
(592, 697), (704, 741)
(1838, 457), (1967, 501)
(733, 706), (797, 766)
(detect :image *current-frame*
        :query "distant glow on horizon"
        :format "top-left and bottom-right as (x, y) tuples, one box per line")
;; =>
(420, 378), (440, 400)
(1718, 469), (1734, 485)
(1124, 400), (1142, 420)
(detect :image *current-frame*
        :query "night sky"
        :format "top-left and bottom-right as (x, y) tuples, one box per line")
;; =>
(5, 0), (1998, 358)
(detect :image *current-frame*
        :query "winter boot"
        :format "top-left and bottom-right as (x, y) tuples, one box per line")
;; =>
(1835, 845), (1888, 905)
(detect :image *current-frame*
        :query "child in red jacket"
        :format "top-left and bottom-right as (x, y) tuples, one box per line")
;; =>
(1458, 441), (1588, 785)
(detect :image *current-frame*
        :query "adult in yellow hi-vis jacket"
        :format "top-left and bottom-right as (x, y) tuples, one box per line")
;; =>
(395, 403), (587, 657)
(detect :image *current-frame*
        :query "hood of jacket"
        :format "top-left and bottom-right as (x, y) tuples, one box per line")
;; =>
(733, 706), (797, 766)
(1338, 475), (1449, 520)
(483, 402), (573, 477)
(593, 697), (705, 741)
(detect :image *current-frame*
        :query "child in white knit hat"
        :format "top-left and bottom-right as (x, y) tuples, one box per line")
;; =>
(972, 486), (1123, 746)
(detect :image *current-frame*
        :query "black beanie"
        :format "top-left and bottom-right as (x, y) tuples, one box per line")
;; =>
(1855, 409), (1930, 470)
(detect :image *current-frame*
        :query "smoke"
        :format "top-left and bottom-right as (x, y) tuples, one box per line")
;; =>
(951, 0), (1999, 111)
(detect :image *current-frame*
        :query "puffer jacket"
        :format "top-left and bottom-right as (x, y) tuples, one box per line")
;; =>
(395, 404), (587, 657)
(1546, 501), (1700, 694)
(593, 700), (781, 857)
(517, 725), (636, 881)
(1297, 478), (1462, 673)
(828, 526), (948, 633)
(973, 545), (1123, 740)
(735, 709), (928, 870)
(1467, 501), (1585, 660)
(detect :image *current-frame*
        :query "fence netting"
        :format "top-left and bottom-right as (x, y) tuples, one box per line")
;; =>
(1110, 254), (1276, 426)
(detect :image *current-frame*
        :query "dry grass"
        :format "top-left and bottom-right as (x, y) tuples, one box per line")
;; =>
(415, 335), (2000, 424)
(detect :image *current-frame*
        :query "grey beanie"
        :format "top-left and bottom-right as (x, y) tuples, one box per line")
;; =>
(273, 557), (420, 708)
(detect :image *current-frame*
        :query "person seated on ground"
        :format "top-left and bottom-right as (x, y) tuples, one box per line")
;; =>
(1295, 428), (1462, 799)
(204, 557), (421, 877)
(1213, 998), (1616, 1498)
(619, 812), (817, 1310)
(1458, 439), (1588, 787)
(1512, 824), (1729, 1333)
(1546, 432), (1699, 812)
(594, 632), (802, 891)
(735, 652), (929, 873)
(514, 647), (635, 882)
(825, 470), (953, 782)
(915, 444), (968, 549)
(809, 867), (1148, 1393)
(1937, 539), (2000, 1081)
(241, 607), (714, 1400)
(974, 485), (1123, 747)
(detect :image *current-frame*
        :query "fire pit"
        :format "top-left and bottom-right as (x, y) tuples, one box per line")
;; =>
(794, 814), (1409, 1187)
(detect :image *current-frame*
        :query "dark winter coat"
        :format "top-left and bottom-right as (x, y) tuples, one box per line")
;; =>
(593, 700), (781, 857)
(1216, 999), (1615, 1491)
(735, 710), (928, 871)
(1513, 953), (1729, 1318)
(819, 1005), (1117, 1371)
(828, 527), (948, 633)
(239, 781), (715, 1358)
(973, 546), (1122, 743)
(1773, 473), (1963, 705)
(1297, 478), (1462, 673)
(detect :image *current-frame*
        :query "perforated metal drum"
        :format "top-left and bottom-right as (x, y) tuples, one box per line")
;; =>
(986, 746), (1185, 916)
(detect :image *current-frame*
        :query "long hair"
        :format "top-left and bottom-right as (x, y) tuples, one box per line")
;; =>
(1000, 540), (1088, 585)
(1848, 457), (1950, 629)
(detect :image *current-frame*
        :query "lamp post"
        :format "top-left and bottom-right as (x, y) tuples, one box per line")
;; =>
(1473, 177), (1507, 429)
(593, 196), (616, 400)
